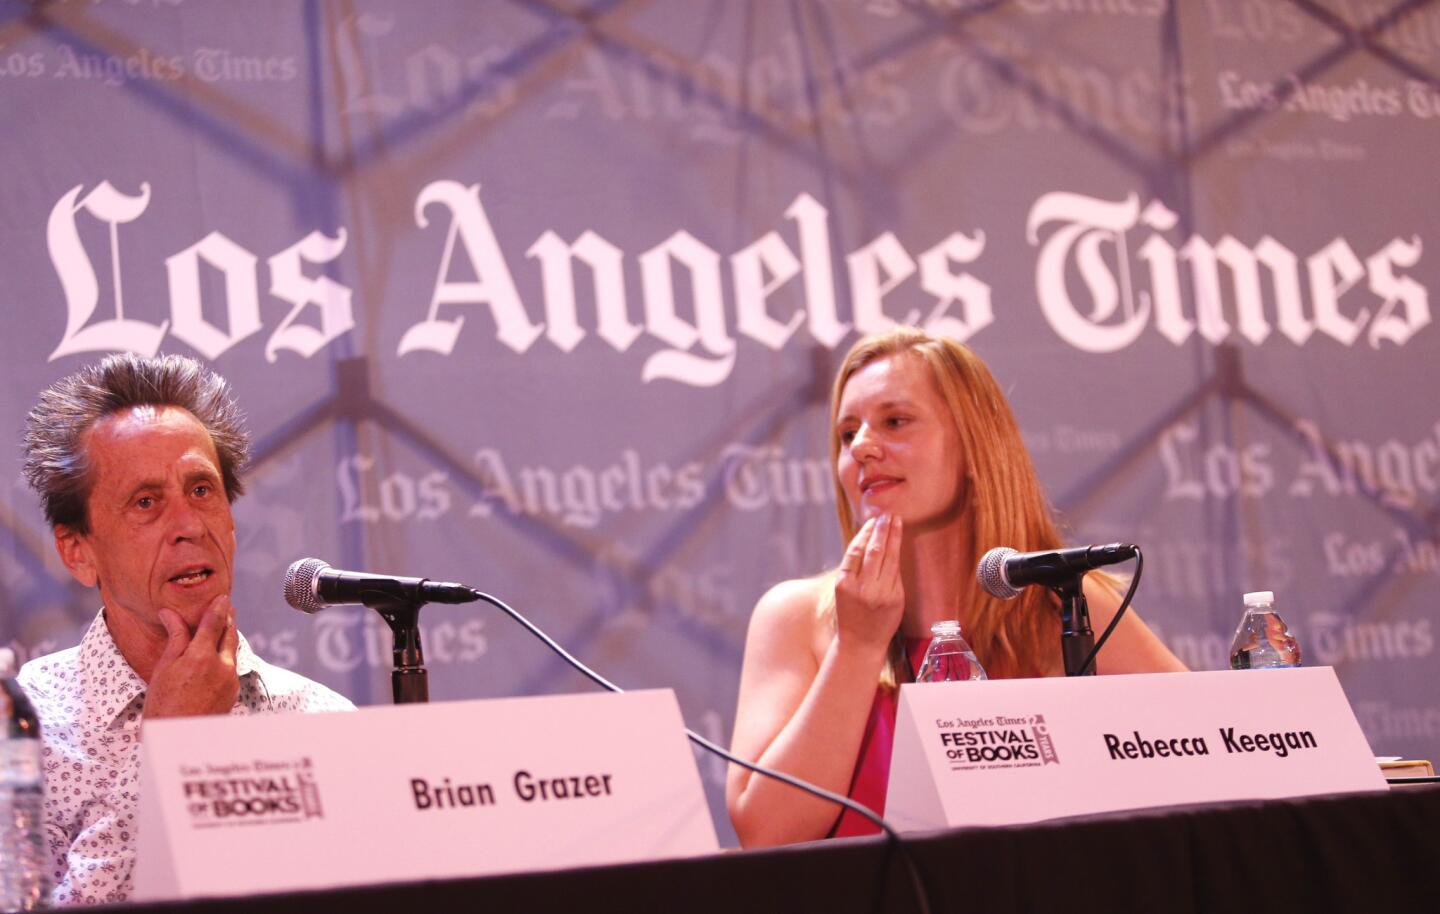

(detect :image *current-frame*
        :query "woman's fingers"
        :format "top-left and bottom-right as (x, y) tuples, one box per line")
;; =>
(877, 516), (902, 588)
(863, 514), (890, 580)
(840, 514), (903, 585)
(840, 517), (877, 577)
(833, 515), (905, 648)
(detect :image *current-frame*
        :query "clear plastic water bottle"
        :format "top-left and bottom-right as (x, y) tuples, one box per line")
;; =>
(1, 648), (48, 911)
(1228, 591), (1302, 670)
(916, 621), (988, 682)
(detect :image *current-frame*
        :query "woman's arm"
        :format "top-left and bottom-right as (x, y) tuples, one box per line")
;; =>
(726, 515), (903, 847)
(1083, 574), (1189, 674)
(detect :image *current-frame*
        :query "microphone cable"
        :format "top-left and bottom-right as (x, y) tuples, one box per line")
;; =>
(1074, 547), (1144, 676)
(468, 587), (935, 914)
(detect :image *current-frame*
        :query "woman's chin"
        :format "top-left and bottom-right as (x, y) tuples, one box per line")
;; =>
(855, 504), (885, 523)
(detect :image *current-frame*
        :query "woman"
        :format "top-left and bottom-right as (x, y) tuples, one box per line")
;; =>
(726, 327), (1186, 848)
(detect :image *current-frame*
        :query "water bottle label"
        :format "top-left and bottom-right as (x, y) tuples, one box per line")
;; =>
(0, 740), (42, 785)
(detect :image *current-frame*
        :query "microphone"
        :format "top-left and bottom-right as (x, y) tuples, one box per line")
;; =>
(977, 543), (1137, 600)
(284, 557), (479, 613)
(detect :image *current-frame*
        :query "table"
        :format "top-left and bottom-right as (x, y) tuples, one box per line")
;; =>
(111, 786), (1440, 914)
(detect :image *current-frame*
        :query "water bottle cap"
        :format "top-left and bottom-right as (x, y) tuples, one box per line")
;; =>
(1243, 591), (1275, 607)
(930, 620), (961, 635)
(0, 647), (13, 677)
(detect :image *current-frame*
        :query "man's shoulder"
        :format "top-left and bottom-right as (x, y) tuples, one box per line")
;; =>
(17, 643), (84, 700)
(251, 659), (356, 713)
(16, 644), (92, 735)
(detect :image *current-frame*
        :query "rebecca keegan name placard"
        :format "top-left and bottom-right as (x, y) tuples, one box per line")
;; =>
(885, 667), (1385, 831)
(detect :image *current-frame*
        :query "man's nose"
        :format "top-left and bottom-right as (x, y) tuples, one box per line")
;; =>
(165, 498), (206, 541)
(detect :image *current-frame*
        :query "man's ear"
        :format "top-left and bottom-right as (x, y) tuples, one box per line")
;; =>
(55, 525), (98, 588)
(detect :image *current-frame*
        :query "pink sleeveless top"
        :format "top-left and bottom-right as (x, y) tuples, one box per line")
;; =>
(830, 637), (931, 838)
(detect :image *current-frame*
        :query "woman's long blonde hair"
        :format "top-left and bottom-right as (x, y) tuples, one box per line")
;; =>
(825, 327), (1065, 685)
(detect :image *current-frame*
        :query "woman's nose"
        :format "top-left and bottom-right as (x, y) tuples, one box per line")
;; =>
(850, 424), (882, 461)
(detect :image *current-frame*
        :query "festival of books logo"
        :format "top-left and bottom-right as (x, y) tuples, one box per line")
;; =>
(179, 756), (325, 828)
(940, 713), (1060, 771)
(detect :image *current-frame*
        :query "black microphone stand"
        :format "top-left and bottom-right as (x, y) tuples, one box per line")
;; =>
(1053, 575), (1096, 677)
(364, 596), (430, 704)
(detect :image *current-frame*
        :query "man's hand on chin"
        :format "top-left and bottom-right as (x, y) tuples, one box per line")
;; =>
(142, 596), (241, 719)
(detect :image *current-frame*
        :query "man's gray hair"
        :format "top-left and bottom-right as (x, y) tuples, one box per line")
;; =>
(23, 353), (250, 533)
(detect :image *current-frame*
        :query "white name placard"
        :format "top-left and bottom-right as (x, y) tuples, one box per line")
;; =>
(134, 689), (717, 901)
(886, 667), (1385, 831)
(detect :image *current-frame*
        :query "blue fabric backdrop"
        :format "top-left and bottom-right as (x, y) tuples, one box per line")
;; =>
(3, 0), (1439, 844)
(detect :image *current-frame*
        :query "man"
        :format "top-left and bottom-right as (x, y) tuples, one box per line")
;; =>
(17, 353), (353, 905)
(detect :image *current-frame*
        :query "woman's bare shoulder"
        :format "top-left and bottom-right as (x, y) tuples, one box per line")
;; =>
(747, 574), (833, 657)
(754, 574), (829, 614)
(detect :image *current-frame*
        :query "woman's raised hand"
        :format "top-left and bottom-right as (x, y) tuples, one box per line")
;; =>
(832, 514), (904, 653)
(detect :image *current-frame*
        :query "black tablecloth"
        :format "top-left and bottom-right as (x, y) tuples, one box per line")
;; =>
(114, 787), (1440, 914)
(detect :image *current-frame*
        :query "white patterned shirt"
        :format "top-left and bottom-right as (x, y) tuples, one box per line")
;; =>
(16, 611), (354, 906)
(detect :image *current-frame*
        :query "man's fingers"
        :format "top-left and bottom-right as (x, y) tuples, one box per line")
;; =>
(145, 598), (241, 720)
(156, 609), (190, 665)
(189, 597), (230, 653)
(220, 610), (239, 666)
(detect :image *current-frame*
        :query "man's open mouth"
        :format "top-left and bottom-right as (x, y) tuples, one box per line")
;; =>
(168, 568), (213, 586)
